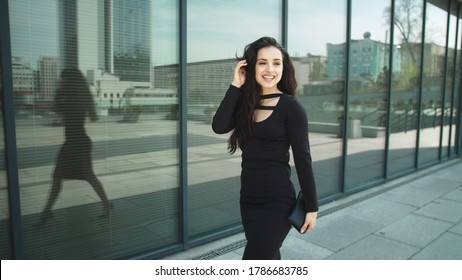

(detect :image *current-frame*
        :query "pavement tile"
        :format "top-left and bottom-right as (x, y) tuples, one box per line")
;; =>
(382, 185), (451, 208)
(297, 212), (383, 252)
(442, 187), (462, 202)
(449, 221), (462, 235)
(326, 234), (419, 260)
(378, 214), (453, 248)
(414, 198), (462, 223)
(434, 165), (462, 183)
(411, 232), (462, 260)
(345, 196), (416, 226)
(410, 176), (461, 194)
(213, 251), (242, 260)
(281, 232), (334, 260)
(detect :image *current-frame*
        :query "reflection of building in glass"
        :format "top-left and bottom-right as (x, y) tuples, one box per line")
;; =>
(88, 70), (149, 113)
(87, 69), (175, 116)
(155, 59), (235, 115)
(113, 0), (151, 82)
(398, 42), (448, 91)
(77, 0), (110, 73)
(120, 87), (177, 116)
(421, 43), (447, 78)
(12, 57), (36, 108)
(291, 55), (328, 95)
(327, 32), (402, 83)
(154, 58), (312, 108)
(38, 56), (59, 101)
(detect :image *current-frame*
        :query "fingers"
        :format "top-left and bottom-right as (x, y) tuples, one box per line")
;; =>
(300, 212), (317, 234)
(232, 60), (247, 88)
(235, 60), (247, 77)
(235, 59), (247, 69)
(301, 222), (315, 234)
(300, 222), (310, 234)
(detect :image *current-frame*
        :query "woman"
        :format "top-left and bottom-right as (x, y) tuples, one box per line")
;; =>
(36, 69), (111, 227)
(212, 37), (318, 260)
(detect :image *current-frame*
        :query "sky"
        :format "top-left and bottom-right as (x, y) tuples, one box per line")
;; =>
(9, 0), (59, 67)
(8, 0), (452, 71)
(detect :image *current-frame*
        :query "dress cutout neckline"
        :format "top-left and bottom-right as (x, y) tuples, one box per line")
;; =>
(260, 93), (283, 99)
(254, 94), (282, 122)
(257, 93), (282, 110)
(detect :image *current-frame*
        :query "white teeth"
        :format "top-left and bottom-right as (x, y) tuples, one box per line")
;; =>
(263, 76), (274, 79)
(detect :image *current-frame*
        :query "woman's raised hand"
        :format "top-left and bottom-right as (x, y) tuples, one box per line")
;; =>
(231, 60), (247, 88)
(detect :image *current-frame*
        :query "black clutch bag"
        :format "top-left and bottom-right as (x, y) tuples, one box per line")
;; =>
(288, 191), (306, 233)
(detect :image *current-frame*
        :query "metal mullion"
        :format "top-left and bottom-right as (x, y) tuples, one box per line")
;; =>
(447, 2), (460, 158)
(0, 0), (23, 259)
(439, 0), (452, 160)
(457, 4), (462, 157)
(281, 0), (288, 48)
(341, 0), (353, 194)
(179, 0), (189, 251)
(415, 0), (428, 168)
(384, 0), (396, 179)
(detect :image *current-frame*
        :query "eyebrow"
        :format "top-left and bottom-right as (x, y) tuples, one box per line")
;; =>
(257, 58), (282, 61)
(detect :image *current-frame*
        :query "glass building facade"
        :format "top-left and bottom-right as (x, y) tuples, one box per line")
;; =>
(1, 0), (461, 259)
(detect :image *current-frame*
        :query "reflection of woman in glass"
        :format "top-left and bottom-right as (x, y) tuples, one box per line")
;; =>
(37, 69), (111, 227)
(212, 37), (318, 259)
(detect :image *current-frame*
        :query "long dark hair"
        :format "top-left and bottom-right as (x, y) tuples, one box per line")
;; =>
(228, 37), (297, 154)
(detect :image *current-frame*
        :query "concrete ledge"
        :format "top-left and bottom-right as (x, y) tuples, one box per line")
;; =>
(309, 121), (386, 138)
(362, 126), (386, 137)
(309, 122), (339, 134)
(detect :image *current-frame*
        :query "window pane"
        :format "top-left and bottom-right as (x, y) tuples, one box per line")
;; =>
(187, 0), (281, 238)
(288, 0), (346, 198)
(346, 0), (391, 188)
(388, 0), (423, 176)
(10, 0), (180, 259)
(418, 2), (447, 166)
(0, 54), (11, 259)
(445, 3), (459, 158)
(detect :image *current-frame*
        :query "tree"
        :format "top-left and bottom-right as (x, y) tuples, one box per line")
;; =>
(384, 0), (423, 65)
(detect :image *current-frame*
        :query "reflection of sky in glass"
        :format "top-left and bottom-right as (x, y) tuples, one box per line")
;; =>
(10, 0), (58, 68)
(8, 0), (453, 69)
(152, 0), (178, 66)
(187, 0), (281, 62)
(288, 0), (346, 57)
(351, 0), (391, 42)
(288, 0), (402, 57)
(425, 3), (448, 45)
(10, 0), (178, 69)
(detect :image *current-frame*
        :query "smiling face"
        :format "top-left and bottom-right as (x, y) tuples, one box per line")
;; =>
(255, 46), (283, 94)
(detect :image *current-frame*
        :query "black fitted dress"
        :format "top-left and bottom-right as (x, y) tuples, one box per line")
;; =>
(53, 83), (97, 181)
(212, 85), (318, 260)
(54, 115), (94, 180)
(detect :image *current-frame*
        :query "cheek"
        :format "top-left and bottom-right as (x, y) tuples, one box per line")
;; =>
(254, 67), (263, 79)
(278, 66), (284, 75)
(276, 68), (283, 81)
(254, 65), (264, 75)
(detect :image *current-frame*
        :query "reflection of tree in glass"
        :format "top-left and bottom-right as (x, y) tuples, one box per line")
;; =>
(36, 69), (112, 227)
(383, 0), (423, 64)
(309, 58), (327, 81)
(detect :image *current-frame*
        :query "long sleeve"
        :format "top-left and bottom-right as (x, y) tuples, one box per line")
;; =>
(287, 98), (318, 212)
(212, 85), (240, 134)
